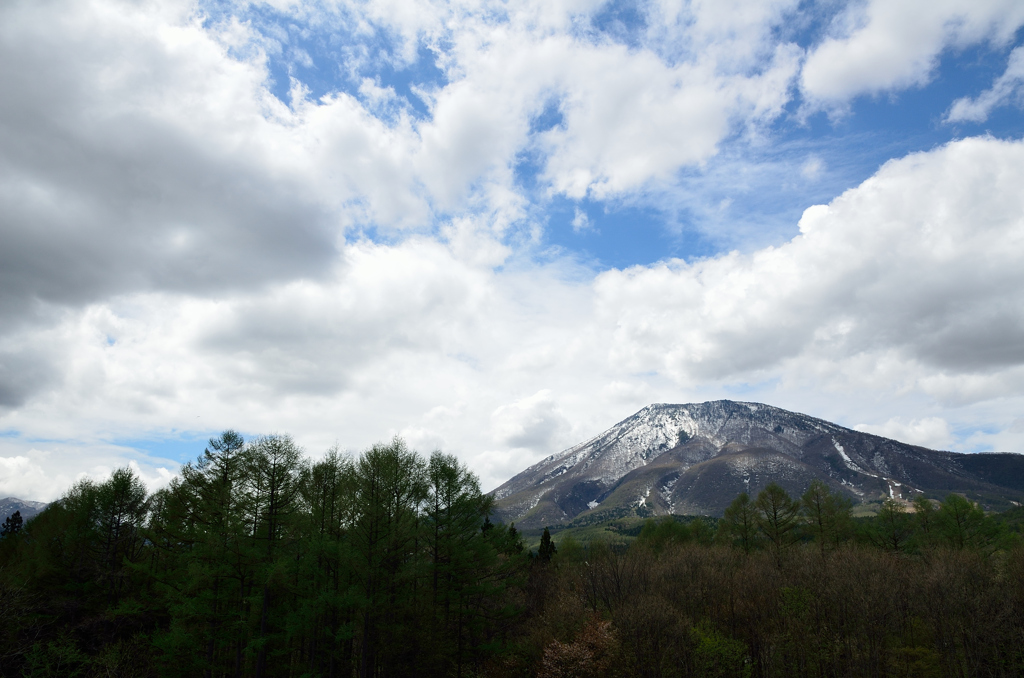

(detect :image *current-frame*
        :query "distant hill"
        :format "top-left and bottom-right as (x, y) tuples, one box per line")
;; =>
(1, 497), (48, 524)
(492, 400), (1024, 529)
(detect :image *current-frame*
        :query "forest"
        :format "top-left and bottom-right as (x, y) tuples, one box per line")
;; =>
(1, 431), (1023, 678)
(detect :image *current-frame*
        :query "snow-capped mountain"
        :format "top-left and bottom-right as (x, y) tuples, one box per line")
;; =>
(491, 401), (1024, 528)
(0, 497), (48, 524)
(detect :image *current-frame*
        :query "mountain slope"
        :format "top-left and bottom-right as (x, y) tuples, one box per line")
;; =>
(491, 401), (1024, 528)
(1, 497), (48, 525)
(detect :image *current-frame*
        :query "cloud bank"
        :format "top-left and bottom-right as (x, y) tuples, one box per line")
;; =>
(2, 0), (1024, 498)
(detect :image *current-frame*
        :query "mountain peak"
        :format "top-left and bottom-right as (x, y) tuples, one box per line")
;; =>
(491, 400), (1024, 528)
(0, 497), (48, 525)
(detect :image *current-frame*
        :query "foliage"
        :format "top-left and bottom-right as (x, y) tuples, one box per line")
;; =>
(538, 527), (557, 562)
(2, 432), (1023, 678)
(754, 483), (800, 564)
(0, 433), (524, 678)
(0, 511), (22, 539)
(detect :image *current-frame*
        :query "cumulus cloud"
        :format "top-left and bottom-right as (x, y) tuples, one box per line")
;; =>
(3, 135), (1023, 498)
(491, 390), (572, 451)
(571, 208), (591, 233)
(947, 46), (1024, 122)
(801, 0), (1024, 105)
(855, 417), (954, 451)
(3, 0), (1024, 500)
(0, 444), (176, 501)
(596, 136), (1024, 395)
(0, 0), (805, 331)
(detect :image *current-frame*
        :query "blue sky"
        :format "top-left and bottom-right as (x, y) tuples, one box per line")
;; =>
(2, 0), (1024, 498)
(234, 0), (1024, 266)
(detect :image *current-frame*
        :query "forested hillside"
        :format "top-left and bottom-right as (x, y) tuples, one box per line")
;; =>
(2, 431), (1023, 677)
(0, 433), (524, 677)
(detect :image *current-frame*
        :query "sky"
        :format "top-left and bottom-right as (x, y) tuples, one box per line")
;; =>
(2, 0), (1024, 501)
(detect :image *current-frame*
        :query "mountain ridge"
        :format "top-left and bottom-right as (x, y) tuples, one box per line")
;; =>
(491, 400), (1024, 528)
(0, 496), (48, 525)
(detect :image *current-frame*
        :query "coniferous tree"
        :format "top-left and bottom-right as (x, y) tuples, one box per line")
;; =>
(754, 483), (800, 564)
(538, 528), (557, 563)
(717, 492), (761, 553)
(872, 498), (914, 553)
(242, 434), (305, 678)
(148, 432), (253, 677)
(912, 494), (938, 546)
(423, 451), (493, 674)
(295, 447), (360, 676)
(95, 467), (149, 605)
(0, 510), (22, 538)
(352, 437), (428, 678)
(936, 493), (1003, 552)
(801, 480), (852, 558)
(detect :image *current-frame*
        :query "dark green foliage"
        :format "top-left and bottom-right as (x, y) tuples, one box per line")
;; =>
(692, 621), (751, 678)
(4, 441), (1024, 678)
(871, 498), (915, 553)
(935, 493), (1004, 551)
(538, 527), (557, 562)
(800, 480), (852, 556)
(717, 492), (761, 553)
(638, 515), (715, 553)
(0, 510), (22, 538)
(754, 483), (800, 564)
(913, 494), (939, 540)
(0, 433), (525, 678)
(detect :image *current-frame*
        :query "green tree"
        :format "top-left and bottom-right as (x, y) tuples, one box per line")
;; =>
(242, 434), (305, 678)
(755, 483), (800, 564)
(352, 437), (428, 678)
(912, 495), (938, 547)
(295, 447), (360, 676)
(148, 430), (253, 678)
(801, 480), (853, 558)
(937, 494), (1002, 552)
(871, 498), (914, 553)
(423, 451), (508, 674)
(1, 510), (23, 538)
(538, 528), (557, 563)
(94, 468), (149, 605)
(638, 517), (692, 553)
(717, 492), (761, 554)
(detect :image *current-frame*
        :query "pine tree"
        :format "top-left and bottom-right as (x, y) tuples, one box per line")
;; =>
(801, 480), (853, 558)
(295, 447), (360, 676)
(937, 494), (1002, 552)
(872, 498), (914, 553)
(95, 467), (149, 606)
(912, 494), (938, 547)
(352, 437), (428, 678)
(0, 510), (22, 538)
(754, 483), (800, 564)
(717, 493), (760, 553)
(243, 434), (305, 678)
(538, 528), (557, 562)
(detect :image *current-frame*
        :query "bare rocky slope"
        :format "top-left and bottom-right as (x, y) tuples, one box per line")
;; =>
(491, 401), (1024, 529)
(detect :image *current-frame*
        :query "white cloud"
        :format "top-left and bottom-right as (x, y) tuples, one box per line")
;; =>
(595, 135), (1024, 397)
(801, 0), (1024, 105)
(0, 0), (807, 333)
(3, 0), (1024, 501)
(800, 155), (825, 181)
(947, 46), (1024, 122)
(571, 207), (591, 233)
(854, 417), (954, 450)
(1, 135), (1021, 497)
(491, 389), (572, 451)
(537, 40), (801, 199)
(0, 444), (176, 502)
